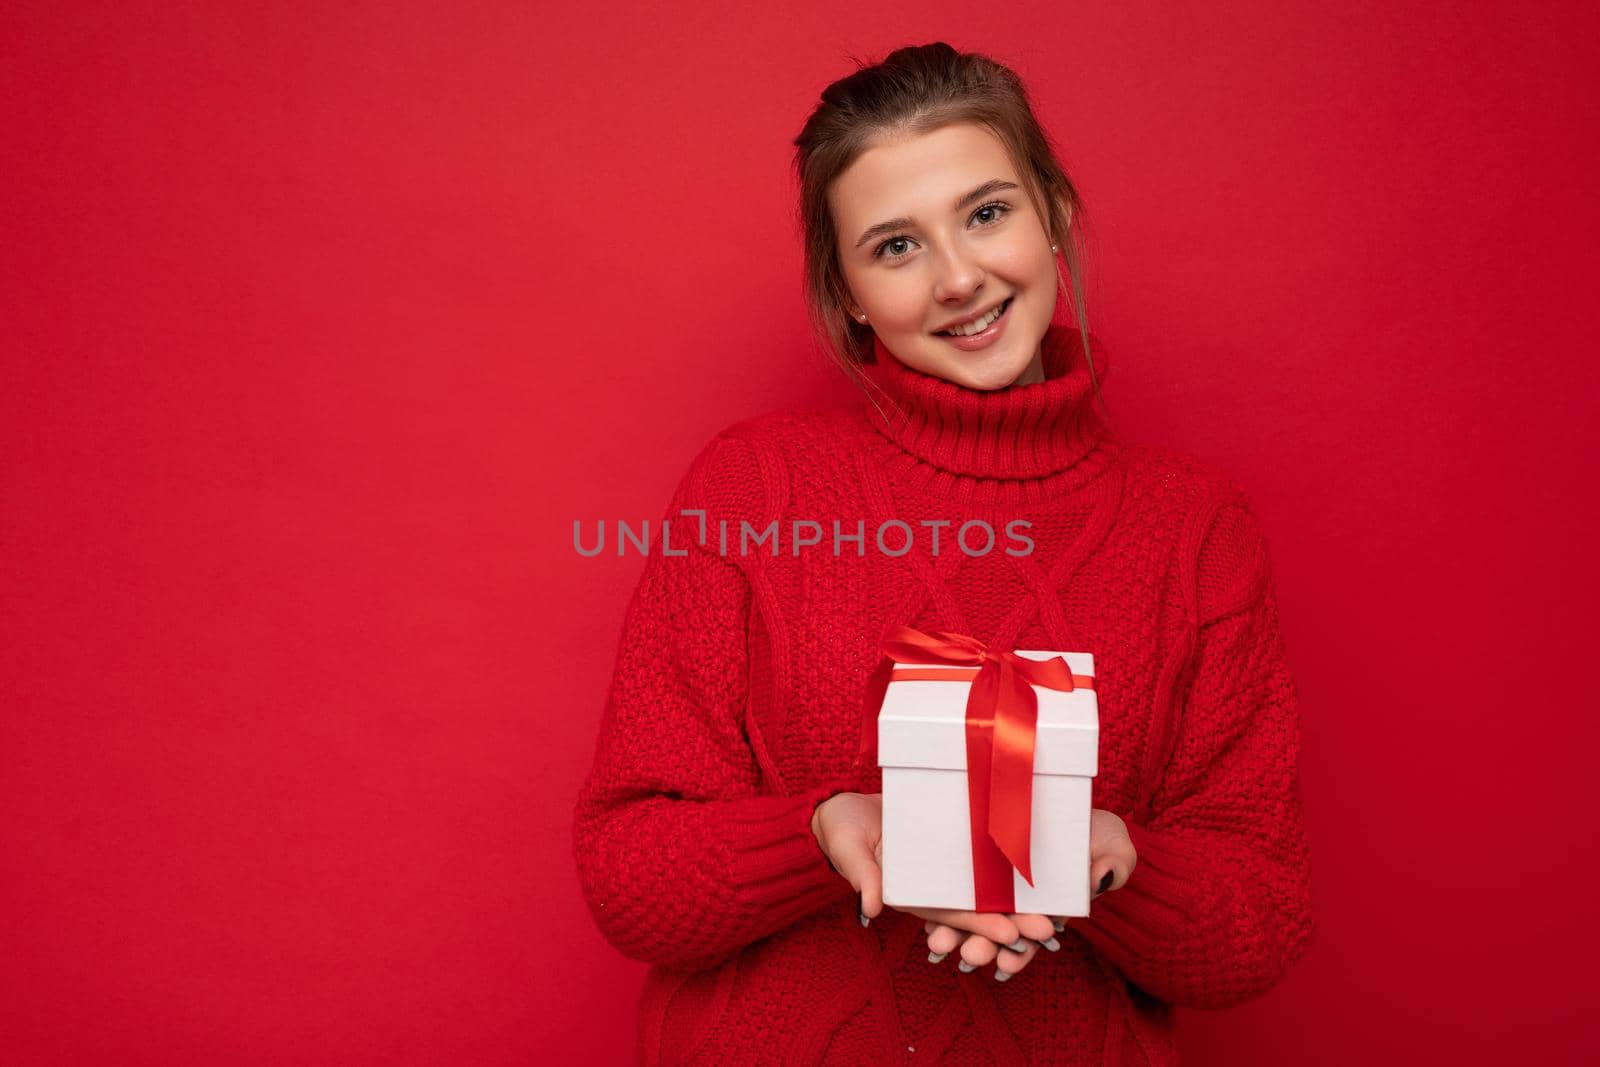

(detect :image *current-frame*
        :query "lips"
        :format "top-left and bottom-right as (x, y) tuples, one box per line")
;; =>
(935, 296), (1013, 336)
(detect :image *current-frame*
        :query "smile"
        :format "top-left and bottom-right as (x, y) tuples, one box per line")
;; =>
(936, 297), (1013, 337)
(934, 296), (1014, 350)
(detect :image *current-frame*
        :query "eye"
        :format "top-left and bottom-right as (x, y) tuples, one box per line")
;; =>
(972, 200), (1011, 225)
(875, 237), (914, 260)
(871, 200), (1015, 262)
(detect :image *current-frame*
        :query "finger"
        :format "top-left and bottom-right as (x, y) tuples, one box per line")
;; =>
(957, 933), (999, 973)
(1090, 859), (1127, 898)
(993, 937), (1039, 981)
(826, 829), (884, 920)
(907, 907), (1020, 946)
(1009, 913), (1060, 951)
(1088, 809), (1136, 898)
(926, 923), (963, 960)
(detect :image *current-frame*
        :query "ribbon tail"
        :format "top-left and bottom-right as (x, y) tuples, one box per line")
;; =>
(964, 661), (1014, 913)
(989, 659), (1040, 887)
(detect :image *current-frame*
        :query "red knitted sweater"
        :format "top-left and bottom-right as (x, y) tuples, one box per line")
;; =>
(573, 323), (1314, 1065)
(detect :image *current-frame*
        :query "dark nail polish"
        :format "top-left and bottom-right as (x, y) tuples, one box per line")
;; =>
(1095, 870), (1114, 896)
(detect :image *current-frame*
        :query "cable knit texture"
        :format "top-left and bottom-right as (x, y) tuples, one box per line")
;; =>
(573, 324), (1314, 1065)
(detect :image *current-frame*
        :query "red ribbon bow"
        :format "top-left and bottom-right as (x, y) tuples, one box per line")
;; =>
(869, 625), (1094, 912)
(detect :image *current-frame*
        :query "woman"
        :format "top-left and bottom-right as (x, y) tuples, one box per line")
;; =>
(573, 42), (1313, 1065)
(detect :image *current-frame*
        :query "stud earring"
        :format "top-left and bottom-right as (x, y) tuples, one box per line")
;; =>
(1050, 244), (1058, 253)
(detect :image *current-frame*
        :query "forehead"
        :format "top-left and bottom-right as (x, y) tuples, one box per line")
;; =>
(827, 123), (1019, 224)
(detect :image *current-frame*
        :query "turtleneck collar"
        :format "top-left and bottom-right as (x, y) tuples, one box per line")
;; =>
(862, 321), (1112, 481)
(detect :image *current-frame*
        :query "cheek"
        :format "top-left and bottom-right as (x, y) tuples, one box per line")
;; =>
(996, 240), (1055, 282)
(864, 277), (929, 329)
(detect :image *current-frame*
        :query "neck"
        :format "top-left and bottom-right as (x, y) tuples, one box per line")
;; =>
(1011, 345), (1046, 387)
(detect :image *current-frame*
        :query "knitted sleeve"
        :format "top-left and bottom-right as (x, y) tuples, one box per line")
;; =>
(571, 431), (855, 972)
(1073, 488), (1315, 1009)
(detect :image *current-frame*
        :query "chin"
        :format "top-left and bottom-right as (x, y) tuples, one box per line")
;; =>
(931, 342), (1037, 391)
(947, 366), (1018, 391)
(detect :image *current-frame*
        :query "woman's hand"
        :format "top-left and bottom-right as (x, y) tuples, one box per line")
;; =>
(810, 791), (886, 922)
(811, 792), (1046, 949)
(811, 795), (1136, 981)
(919, 809), (1138, 980)
(915, 908), (1058, 980)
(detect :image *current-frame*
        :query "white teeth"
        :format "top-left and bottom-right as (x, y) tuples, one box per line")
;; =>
(941, 300), (1007, 336)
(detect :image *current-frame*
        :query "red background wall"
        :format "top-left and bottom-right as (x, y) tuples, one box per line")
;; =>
(4, 2), (1596, 1063)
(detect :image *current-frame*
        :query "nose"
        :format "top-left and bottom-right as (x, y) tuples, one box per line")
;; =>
(931, 241), (985, 305)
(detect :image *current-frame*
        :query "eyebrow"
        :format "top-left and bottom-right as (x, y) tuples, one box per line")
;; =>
(853, 179), (1022, 250)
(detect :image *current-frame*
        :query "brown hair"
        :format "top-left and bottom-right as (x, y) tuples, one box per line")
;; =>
(791, 42), (1106, 417)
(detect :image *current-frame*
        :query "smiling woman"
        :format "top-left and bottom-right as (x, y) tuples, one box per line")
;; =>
(827, 126), (1063, 390)
(573, 40), (1313, 1067)
(791, 44), (1101, 409)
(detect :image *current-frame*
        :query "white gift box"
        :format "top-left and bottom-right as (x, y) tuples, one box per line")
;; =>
(878, 650), (1099, 916)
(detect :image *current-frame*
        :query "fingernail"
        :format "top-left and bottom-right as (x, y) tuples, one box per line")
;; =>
(1005, 939), (1027, 953)
(858, 892), (870, 927)
(1095, 870), (1114, 896)
(1052, 920), (1066, 933)
(994, 970), (1012, 982)
(1037, 937), (1060, 952)
(927, 951), (947, 964)
(958, 960), (975, 973)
